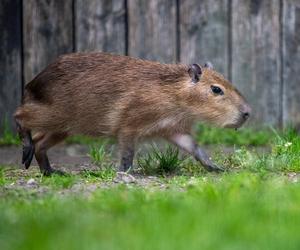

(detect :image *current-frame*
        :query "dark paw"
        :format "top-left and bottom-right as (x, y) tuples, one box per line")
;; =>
(118, 165), (132, 173)
(205, 164), (224, 173)
(42, 168), (67, 177)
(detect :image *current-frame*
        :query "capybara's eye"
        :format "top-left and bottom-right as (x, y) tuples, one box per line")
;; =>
(211, 85), (224, 95)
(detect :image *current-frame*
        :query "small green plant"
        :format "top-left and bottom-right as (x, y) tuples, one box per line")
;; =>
(269, 127), (300, 171)
(41, 174), (76, 189)
(89, 142), (112, 166)
(81, 168), (116, 181)
(0, 119), (21, 146)
(138, 145), (182, 175)
(0, 168), (5, 186)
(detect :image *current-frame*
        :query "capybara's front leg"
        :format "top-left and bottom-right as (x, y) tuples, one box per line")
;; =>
(168, 133), (224, 172)
(118, 135), (135, 172)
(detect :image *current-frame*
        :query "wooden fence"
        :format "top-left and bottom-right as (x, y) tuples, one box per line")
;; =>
(1, 0), (300, 131)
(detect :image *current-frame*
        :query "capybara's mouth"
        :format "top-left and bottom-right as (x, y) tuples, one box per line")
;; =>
(224, 118), (248, 129)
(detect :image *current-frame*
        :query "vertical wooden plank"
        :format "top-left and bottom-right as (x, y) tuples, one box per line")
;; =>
(75, 0), (126, 54)
(282, 0), (300, 128)
(23, 0), (73, 83)
(0, 0), (22, 131)
(231, 0), (281, 126)
(128, 0), (177, 63)
(180, 0), (229, 76)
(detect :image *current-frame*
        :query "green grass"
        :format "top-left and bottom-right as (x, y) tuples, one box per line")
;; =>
(138, 145), (183, 175)
(216, 127), (300, 173)
(40, 174), (77, 189)
(0, 120), (20, 146)
(80, 169), (116, 181)
(89, 143), (111, 165)
(1, 173), (300, 250)
(1, 126), (300, 249)
(196, 124), (273, 146)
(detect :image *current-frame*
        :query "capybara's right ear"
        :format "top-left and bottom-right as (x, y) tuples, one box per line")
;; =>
(204, 62), (214, 70)
(188, 64), (202, 83)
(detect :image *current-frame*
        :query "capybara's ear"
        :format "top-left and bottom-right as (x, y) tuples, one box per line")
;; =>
(204, 62), (214, 70)
(188, 64), (202, 83)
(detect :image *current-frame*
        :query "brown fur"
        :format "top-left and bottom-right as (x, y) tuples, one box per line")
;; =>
(14, 52), (250, 174)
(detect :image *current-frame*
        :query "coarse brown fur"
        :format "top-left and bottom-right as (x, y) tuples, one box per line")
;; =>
(14, 52), (251, 175)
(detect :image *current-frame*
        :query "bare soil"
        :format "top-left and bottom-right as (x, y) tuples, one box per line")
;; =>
(0, 144), (91, 170)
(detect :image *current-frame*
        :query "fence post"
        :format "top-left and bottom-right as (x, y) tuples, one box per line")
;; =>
(231, 0), (281, 126)
(75, 0), (126, 54)
(23, 0), (73, 83)
(282, 0), (300, 128)
(127, 0), (177, 63)
(180, 0), (229, 77)
(0, 0), (22, 133)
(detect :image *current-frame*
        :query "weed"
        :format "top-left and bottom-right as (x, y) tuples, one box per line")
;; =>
(89, 142), (112, 166)
(138, 145), (182, 175)
(40, 174), (76, 189)
(81, 168), (116, 181)
(0, 168), (5, 186)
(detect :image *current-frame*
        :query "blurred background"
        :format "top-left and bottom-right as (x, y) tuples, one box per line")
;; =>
(1, 0), (300, 132)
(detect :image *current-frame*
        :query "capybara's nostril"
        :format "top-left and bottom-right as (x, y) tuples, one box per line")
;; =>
(243, 112), (250, 120)
(240, 104), (251, 120)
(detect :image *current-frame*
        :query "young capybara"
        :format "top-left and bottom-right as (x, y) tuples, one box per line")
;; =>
(14, 52), (251, 176)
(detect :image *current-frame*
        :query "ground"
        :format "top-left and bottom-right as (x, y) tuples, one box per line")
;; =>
(1, 125), (300, 250)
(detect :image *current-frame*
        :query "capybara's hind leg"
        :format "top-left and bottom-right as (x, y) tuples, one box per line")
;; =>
(16, 121), (34, 169)
(34, 132), (68, 176)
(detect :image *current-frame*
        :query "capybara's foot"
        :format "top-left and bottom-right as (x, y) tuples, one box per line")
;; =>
(42, 168), (67, 177)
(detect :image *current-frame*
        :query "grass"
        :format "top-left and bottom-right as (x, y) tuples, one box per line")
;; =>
(0, 120), (20, 146)
(80, 169), (116, 181)
(0, 173), (300, 250)
(89, 142), (111, 165)
(137, 145), (183, 175)
(1, 125), (300, 249)
(216, 127), (300, 173)
(196, 123), (273, 146)
(40, 174), (77, 189)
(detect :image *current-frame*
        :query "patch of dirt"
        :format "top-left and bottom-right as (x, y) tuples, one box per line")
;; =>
(0, 165), (169, 198)
(0, 144), (91, 170)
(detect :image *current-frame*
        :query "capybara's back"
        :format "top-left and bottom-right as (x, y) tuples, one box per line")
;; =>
(16, 53), (188, 137)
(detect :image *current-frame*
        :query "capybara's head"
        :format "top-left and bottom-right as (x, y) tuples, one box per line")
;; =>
(185, 63), (251, 128)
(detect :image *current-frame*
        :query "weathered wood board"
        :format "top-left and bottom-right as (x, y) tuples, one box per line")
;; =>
(127, 0), (177, 63)
(0, 0), (22, 131)
(23, 0), (73, 83)
(282, 0), (300, 128)
(231, 0), (281, 126)
(180, 0), (229, 76)
(75, 0), (126, 54)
